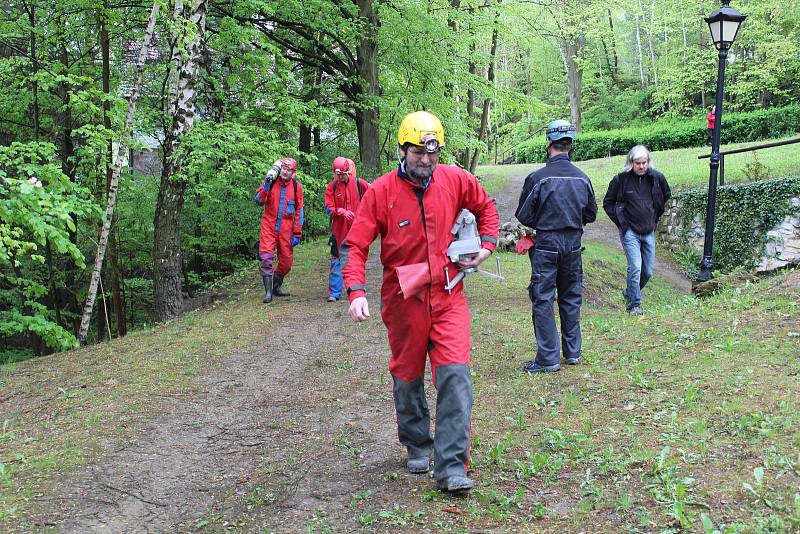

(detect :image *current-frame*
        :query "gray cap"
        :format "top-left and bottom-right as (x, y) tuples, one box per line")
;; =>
(546, 120), (577, 142)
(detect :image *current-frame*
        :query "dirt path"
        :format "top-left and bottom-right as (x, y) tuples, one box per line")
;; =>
(38, 167), (690, 533)
(44, 250), (410, 532)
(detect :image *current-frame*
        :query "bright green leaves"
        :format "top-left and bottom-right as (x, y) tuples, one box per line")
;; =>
(0, 141), (100, 352)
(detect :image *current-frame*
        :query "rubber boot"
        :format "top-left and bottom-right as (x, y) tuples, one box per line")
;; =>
(273, 273), (290, 297)
(262, 275), (273, 304)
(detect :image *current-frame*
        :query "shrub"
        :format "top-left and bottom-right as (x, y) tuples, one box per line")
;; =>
(515, 105), (800, 163)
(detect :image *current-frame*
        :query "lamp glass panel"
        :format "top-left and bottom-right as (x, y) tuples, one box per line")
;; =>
(722, 20), (741, 44)
(709, 20), (722, 45)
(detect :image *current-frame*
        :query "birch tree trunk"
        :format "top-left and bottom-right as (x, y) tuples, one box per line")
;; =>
(153, 0), (208, 322)
(647, 0), (658, 87)
(635, 12), (646, 86)
(78, 1), (160, 345)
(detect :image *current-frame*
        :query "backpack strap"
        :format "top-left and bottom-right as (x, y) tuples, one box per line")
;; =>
(333, 179), (364, 200)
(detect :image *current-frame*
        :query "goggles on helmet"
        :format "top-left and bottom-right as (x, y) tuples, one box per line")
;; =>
(546, 124), (576, 136)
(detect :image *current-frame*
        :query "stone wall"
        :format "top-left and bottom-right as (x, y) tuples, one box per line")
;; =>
(657, 195), (800, 273)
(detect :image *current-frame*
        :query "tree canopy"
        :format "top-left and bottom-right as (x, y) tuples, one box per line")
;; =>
(1, 0), (798, 358)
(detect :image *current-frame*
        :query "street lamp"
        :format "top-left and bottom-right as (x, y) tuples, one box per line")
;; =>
(697, 0), (747, 282)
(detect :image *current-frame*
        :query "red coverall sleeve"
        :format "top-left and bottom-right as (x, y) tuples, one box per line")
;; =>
(341, 187), (380, 301)
(293, 182), (304, 236)
(324, 181), (336, 216)
(462, 172), (500, 252)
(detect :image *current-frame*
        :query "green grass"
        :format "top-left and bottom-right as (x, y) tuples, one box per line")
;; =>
(437, 247), (800, 533)
(479, 134), (800, 195)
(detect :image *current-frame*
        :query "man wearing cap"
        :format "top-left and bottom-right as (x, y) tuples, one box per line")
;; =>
(341, 111), (499, 493)
(324, 157), (370, 302)
(253, 158), (304, 304)
(515, 120), (597, 373)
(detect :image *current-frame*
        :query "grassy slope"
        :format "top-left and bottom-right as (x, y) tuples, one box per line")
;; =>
(450, 247), (800, 533)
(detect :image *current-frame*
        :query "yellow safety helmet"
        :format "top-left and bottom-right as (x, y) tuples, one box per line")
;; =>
(397, 111), (445, 152)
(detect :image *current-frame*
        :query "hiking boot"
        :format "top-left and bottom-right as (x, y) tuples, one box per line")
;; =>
(522, 360), (560, 373)
(273, 274), (290, 297)
(628, 306), (643, 316)
(564, 357), (581, 365)
(407, 455), (430, 474)
(437, 476), (474, 493)
(261, 275), (273, 304)
(327, 295), (338, 302)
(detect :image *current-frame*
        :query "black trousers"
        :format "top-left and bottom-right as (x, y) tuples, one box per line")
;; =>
(528, 230), (583, 366)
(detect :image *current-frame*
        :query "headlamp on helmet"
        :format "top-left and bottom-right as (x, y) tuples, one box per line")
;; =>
(421, 134), (441, 154)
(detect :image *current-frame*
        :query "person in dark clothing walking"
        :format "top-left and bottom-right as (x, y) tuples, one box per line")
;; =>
(603, 145), (671, 315)
(515, 120), (597, 373)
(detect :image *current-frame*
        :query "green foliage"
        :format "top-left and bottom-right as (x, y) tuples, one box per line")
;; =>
(582, 88), (653, 131)
(0, 142), (100, 352)
(676, 176), (800, 272)
(516, 105), (800, 163)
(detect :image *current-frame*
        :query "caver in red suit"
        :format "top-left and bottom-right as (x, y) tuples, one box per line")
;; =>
(253, 158), (304, 304)
(324, 157), (370, 302)
(341, 112), (499, 492)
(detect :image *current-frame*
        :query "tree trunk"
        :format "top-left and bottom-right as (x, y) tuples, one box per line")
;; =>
(634, 1), (646, 87)
(462, 52), (477, 169)
(78, 1), (161, 345)
(102, 0), (126, 337)
(647, 0), (658, 87)
(153, 0), (207, 323)
(355, 0), (380, 178)
(561, 40), (583, 132)
(57, 39), (80, 335)
(469, 5), (500, 174)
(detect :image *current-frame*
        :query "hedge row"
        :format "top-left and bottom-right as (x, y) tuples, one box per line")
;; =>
(515, 104), (800, 163)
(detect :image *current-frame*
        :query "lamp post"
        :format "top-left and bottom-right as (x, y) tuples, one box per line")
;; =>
(698, 0), (746, 282)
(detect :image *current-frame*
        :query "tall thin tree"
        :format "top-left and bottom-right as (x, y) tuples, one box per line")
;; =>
(78, 1), (161, 345)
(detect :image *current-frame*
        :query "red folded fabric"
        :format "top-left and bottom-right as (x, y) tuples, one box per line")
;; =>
(515, 235), (535, 255)
(396, 262), (431, 300)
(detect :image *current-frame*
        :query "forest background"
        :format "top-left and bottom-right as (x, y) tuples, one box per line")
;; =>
(2, 0), (799, 361)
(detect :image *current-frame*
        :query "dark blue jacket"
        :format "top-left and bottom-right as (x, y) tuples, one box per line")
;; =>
(602, 168), (671, 233)
(515, 154), (597, 231)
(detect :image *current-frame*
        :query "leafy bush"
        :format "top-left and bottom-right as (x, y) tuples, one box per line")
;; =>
(0, 142), (100, 353)
(675, 176), (800, 273)
(516, 105), (800, 163)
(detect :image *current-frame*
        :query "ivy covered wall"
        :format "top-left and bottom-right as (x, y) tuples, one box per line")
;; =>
(658, 177), (800, 277)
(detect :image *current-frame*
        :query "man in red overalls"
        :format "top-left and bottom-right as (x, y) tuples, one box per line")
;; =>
(254, 158), (304, 304)
(324, 157), (370, 302)
(342, 111), (499, 492)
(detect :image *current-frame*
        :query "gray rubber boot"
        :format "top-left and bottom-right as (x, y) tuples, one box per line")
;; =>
(433, 364), (473, 485)
(392, 375), (433, 472)
(262, 275), (273, 304)
(273, 273), (290, 297)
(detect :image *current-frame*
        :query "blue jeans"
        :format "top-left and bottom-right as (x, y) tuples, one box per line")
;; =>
(329, 256), (342, 299)
(621, 229), (655, 310)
